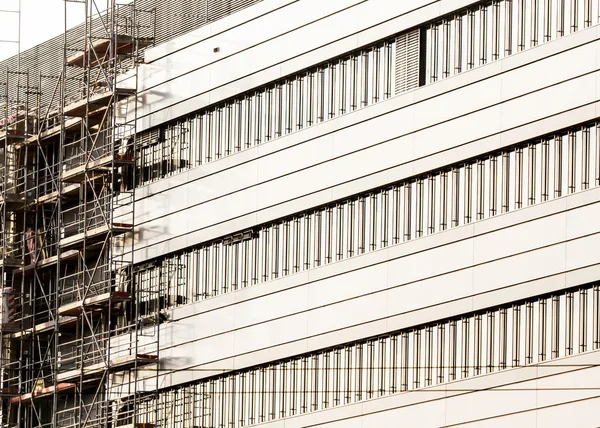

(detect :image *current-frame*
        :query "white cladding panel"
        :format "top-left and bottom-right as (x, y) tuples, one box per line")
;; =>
(133, 0), (492, 133)
(108, 0), (600, 424)
(113, 187), (600, 390)
(130, 28), (600, 264)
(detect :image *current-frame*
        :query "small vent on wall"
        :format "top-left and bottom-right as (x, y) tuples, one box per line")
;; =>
(395, 28), (421, 95)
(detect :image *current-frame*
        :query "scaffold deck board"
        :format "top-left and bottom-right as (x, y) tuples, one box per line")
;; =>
(23, 108), (109, 148)
(0, 192), (26, 210)
(57, 291), (130, 316)
(35, 182), (81, 204)
(57, 353), (157, 383)
(61, 153), (134, 182)
(24, 117), (81, 145)
(59, 222), (132, 248)
(14, 249), (79, 275)
(66, 35), (154, 67)
(0, 128), (26, 141)
(10, 316), (78, 339)
(0, 388), (18, 398)
(63, 88), (136, 117)
(0, 322), (21, 334)
(10, 382), (76, 405)
(0, 257), (23, 269)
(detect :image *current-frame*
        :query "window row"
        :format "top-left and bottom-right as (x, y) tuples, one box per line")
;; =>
(135, 120), (600, 314)
(426, 0), (600, 83)
(135, 0), (600, 189)
(120, 284), (600, 428)
(136, 40), (397, 185)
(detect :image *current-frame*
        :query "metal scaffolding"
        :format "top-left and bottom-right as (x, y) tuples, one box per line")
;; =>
(0, 1), (159, 426)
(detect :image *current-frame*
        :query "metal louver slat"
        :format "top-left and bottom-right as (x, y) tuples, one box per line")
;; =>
(154, 0), (209, 44)
(208, 0), (259, 21)
(395, 28), (421, 95)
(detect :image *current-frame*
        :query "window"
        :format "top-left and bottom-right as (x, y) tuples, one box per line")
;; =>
(425, 0), (598, 84)
(134, 121), (600, 315)
(127, 284), (600, 428)
(137, 40), (397, 186)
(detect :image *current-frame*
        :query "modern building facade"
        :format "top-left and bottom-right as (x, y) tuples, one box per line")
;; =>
(2, 0), (600, 426)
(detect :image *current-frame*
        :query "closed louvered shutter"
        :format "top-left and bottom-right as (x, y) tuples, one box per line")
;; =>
(395, 28), (421, 95)
(138, 127), (161, 147)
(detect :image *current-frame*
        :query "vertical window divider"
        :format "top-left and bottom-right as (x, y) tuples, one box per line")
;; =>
(454, 14), (464, 74)
(505, 0), (514, 55)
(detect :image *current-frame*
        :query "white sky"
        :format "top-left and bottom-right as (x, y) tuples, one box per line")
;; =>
(0, 0), (131, 61)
